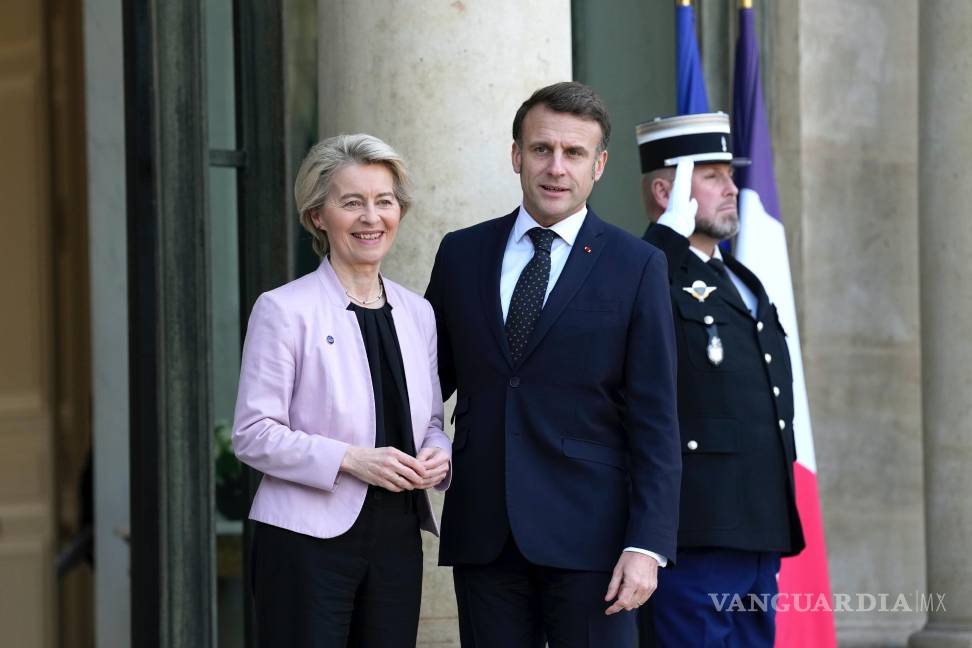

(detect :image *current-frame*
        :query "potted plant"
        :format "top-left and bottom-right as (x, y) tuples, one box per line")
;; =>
(214, 420), (247, 520)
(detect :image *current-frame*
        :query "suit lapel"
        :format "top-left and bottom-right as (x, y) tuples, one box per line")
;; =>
(480, 210), (517, 368)
(383, 289), (420, 454)
(724, 253), (772, 317)
(515, 208), (606, 367)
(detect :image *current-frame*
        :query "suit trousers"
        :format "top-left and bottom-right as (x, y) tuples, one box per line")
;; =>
(252, 488), (424, 648)
(453, 534), (636, 648)
(637, 548), (781, 648)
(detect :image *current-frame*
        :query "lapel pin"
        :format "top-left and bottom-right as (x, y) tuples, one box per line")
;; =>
(683, 280), (717, 303)
(583, 245), (592, 254)
(326, 335), (334, 344)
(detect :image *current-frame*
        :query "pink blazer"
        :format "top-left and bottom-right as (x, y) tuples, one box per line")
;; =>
(232, 259), (451, 538)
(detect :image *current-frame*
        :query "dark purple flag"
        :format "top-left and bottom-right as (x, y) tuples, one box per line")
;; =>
(732, 7), (781, 221)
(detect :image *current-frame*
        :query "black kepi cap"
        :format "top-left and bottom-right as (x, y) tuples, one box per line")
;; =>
(635, 112), (750, 173)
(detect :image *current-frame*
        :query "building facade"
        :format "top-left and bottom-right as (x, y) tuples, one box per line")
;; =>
(0, 0), (969, 646)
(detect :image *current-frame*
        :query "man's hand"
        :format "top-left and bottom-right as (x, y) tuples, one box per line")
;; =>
(656, 158), (697, 238)
(604, 551), (659, 615)
(416, 447), (450, 489)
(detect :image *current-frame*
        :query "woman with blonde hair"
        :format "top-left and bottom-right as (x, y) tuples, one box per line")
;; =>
(233, 133), (451, 647)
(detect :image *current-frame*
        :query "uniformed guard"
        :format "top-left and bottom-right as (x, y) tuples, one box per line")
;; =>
(635, 112), (805, 648)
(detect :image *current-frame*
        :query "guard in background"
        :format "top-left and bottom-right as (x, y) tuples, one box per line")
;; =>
(636, 112), (805, 648)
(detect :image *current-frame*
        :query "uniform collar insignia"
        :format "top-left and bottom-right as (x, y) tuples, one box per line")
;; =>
(683, 280), (717, 303)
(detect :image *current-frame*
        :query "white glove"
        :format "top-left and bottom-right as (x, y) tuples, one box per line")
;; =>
(656, 158), (697, 238)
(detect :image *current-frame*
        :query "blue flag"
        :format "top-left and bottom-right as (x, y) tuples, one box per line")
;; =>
(676, 2), (709, 114)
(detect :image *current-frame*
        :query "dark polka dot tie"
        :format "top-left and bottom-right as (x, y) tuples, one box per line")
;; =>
(506, 227), (558, 363)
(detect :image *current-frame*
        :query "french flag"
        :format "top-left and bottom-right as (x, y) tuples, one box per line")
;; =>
(732, 4), (836, 647)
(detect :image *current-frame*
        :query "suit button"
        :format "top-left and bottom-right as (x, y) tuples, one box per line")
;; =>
(686, 440), (698, 451)
(509, 377), (520, 388)
(703, 315), (714, 325)
(757, 321), (764, 332)
(764, 353), (772, 364)
(773, 386), (781, 397)
(779, 419), (786, 430)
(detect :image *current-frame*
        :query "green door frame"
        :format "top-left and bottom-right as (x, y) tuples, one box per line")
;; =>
(123, 0), (312, 645)
(124, 0), (213, 645)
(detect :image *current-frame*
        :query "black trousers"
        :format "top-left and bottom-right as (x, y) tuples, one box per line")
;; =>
(252, 489), (424, 648)
(452, 534), (636, 648)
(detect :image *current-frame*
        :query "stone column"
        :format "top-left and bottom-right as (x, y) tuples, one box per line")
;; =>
(317, 3), (571, 645)
(910, 1), (972, 647)
(797, 1), (924, 643)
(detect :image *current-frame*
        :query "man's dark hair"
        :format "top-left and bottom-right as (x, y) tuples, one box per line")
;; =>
(512, 81), (611, 153)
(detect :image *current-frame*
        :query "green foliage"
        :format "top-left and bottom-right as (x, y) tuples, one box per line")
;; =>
(213, 419), (242, 486)
(214, 420), (246, 520)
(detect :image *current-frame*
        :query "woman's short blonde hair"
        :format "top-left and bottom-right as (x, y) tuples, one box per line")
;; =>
(294, 133), (411, 258)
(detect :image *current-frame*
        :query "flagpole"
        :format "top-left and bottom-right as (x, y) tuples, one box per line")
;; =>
(677, 0), (691, 7)
(739, 0), (753, 8)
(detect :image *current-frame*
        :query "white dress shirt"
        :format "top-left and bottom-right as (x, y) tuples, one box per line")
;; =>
(500, 205), (587, 320)
(689, 245), (758, 317)
(500, 204), (668, 569)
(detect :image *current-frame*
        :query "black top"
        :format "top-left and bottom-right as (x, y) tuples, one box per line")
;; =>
(348, 301), (415, 456)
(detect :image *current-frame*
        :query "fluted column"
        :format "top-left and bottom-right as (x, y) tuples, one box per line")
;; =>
(910, 1), (972, 646)
(317, 3), (572, 645)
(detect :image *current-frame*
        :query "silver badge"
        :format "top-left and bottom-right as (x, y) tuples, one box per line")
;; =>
(707, 335), (724, 366)
(721, 136), (728, 152)
(683, 280), (717, 303)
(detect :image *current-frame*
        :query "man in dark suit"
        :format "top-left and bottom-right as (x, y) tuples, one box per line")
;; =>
(425, 82), (681, 647)
(635, 112), (805, 648)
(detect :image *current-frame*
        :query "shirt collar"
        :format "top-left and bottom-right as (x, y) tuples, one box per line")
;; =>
(513, 204), (588, 247)
(689, 243), (723, 263)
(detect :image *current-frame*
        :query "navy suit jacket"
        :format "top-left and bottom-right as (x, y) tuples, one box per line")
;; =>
(426, 207), (682, 572)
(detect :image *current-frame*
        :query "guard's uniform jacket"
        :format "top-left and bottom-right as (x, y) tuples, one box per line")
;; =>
(644, 223), (805, 556)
